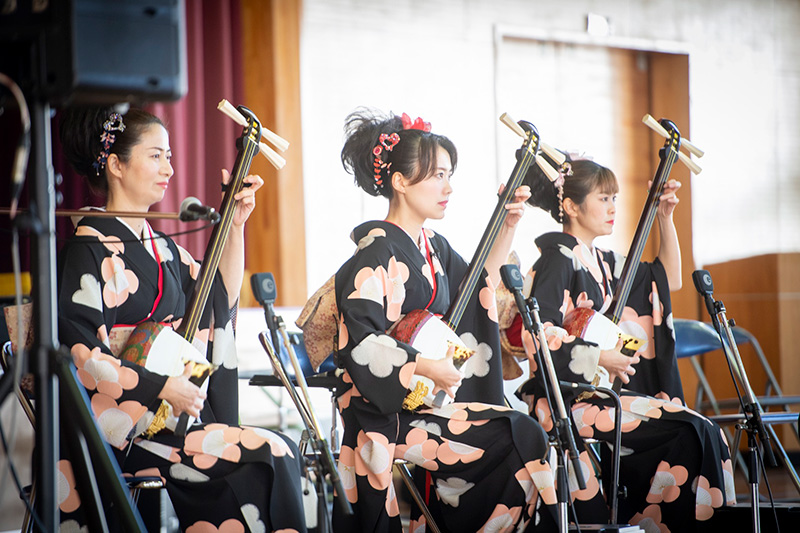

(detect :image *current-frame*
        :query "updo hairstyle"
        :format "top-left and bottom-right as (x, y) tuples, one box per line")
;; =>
(340, 107), (457, 199)
(59, 106), (165, 196)
(525, 149), (619, 223)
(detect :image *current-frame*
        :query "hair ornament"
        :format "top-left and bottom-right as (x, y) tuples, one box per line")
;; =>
(372, 132), (400, 190)
(400, 112), (431, 132)
(555, 161), (572, 223)
(92, 112), (126, 175)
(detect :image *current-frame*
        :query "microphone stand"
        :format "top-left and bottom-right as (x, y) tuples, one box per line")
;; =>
(256, 310), (353, 532)
(516, 295), (586, 533)
(702, 294), (776, 533)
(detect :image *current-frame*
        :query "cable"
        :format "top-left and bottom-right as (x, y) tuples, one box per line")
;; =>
(0, 72), (31, 219)
(0, 219), (219, 245)
(757, 439), (781, 533)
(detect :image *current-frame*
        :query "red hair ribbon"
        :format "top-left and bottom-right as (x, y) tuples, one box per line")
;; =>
(401, 112), (431, 132)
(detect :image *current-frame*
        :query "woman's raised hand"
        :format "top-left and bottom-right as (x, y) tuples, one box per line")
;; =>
(651, 178), (681, 219)
(221, 169), (265, 227)
(499, 184), (531, 230)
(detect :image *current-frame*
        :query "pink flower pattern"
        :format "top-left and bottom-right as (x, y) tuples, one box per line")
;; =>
(479, 275), (498, 323)
(100, 254), (140, 308)
(58, 459), (81, 513)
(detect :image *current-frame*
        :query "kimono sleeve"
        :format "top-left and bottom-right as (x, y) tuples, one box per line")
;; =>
(335, 238), (421, 415)
(58, 238), (167, 448)
(528, 248), (602, 390)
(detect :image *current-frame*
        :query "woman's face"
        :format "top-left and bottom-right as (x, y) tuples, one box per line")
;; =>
(403, 146), (453, 222)
(113, 124), (173, 209)
(572, 186), (617, 241)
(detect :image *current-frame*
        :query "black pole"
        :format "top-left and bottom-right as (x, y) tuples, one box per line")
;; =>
(30, 93), (59, 533)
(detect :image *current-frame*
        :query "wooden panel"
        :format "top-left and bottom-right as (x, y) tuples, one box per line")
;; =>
(646, 52), (697, 322)
(646, 52), (701, 405)
(240, 0), (307, 307)
(703, 253), (800, 450)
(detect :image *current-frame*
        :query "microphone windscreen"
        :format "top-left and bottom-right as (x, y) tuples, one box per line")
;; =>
(250, 272), (277, 305)
(500, 264), (524, 291)
(180, 196), (202, 213)
(692, 269), (714, 296)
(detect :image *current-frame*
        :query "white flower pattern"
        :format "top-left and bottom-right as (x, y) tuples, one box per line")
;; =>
(72, 273), (103, 312)
(169, 463), (210, 482)
(459, 332), (492, 379)
(240, 503), (267, 533)
(436, 476), (474, 507)
(351, 334), (407, 378)
(360, 438), (392, 475)
(409, 419), (443, 436)
(567, 344), (600, 381)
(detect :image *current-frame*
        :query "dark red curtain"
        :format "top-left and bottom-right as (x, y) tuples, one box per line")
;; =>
(147, 0), (244, 257)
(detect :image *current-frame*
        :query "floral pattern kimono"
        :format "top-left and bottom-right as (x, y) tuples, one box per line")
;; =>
(57, 214), (306, 533)
(505, 232), (735, 531)
(332, 220), (555, 533)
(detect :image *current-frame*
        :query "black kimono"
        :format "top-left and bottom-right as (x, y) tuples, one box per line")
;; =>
(332, 220), (555, 533)
(58, 214), (306, 532)
(511, 232), (735, 531)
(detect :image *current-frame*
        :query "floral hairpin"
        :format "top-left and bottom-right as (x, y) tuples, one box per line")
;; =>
(401, 112), (431, 132)
(372, 132), (400, 190)
(555, 161), (573, 223)
(92, 112), (126, 175)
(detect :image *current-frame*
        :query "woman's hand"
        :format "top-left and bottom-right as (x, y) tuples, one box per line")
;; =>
(598, 338), (640, 385)
(415, 346), (462, 399)
(499, 184), (531, 230)
(222, 169), (265, 228)
(652, 179), (681, 220)
(158, 362), (206, 418)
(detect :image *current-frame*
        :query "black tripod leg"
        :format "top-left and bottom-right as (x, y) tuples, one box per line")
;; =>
(55, 348), (146, 532)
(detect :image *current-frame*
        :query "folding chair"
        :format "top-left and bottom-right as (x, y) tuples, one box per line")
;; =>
(0, 341), (166, 531)
(673, 319), (800, 496)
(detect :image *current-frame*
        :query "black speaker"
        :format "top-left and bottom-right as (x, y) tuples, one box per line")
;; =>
(0, 0), (187, 104)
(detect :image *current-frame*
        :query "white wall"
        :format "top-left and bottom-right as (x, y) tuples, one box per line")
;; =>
(300, 0), (800, 293)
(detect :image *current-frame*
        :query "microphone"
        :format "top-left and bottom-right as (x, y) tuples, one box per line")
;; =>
(251, 272), (277, 306)
(251, 272), (283, 371)
(500, 264), (533, 331)
(692, 269), (716, 319)
(179, 197), (220, 223)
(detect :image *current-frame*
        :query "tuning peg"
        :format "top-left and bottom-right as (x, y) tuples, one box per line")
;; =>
(217, 99), (290, 152)
(499, 112), (526, 138)
(535, 155), (560, 182)
(678, 151), (702, 175)
(642, 114), (704, 158)
(540, 141), (566, 166)
(259, 141), (286, 170)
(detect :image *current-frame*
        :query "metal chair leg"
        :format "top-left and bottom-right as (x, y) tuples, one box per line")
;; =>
(394, 460), (441, 533)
